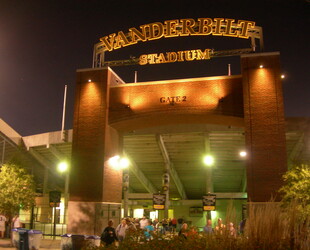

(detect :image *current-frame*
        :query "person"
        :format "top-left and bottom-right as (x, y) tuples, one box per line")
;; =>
(228, 222), (237, 238)
(115, 219), (128, 242)
(171, 218), (177, 233)
(187, 226), (198, 238)
(0, 214), (6, 238)
(143, 220), (154, 240)
(239, 219), (246, 235)
(12, 215), (22, 229)
(139, 216), (148, 229)
(161, 218), (168, 234)
(153, 218), (159, 233)
(178, 223), (188, 239)
(168, 218), (172, 233)
(203, 219), (213, 234)
(126, 217), (137, 233)
(101, 220), (118, 247)
(126, 218), (137, 237)
(134, 218), (140, 230)
(215, 218), (226, 235)
(177, 217), (183, 232)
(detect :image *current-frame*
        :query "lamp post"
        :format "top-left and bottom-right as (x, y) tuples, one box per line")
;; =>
(203, 155), (214, 220)
(108, 155), (130, 217)
(57, 161), (69, 224)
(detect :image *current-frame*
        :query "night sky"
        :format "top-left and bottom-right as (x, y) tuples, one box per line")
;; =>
(0, 0), (309, 136)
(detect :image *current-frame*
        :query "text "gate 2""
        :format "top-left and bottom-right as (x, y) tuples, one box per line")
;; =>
(160, 96), (187, 105)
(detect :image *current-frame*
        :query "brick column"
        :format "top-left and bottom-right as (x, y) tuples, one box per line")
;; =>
(242, 52), (287, 202)
(68, 68), (122, 235)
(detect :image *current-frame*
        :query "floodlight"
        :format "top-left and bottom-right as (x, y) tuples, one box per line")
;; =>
(203, 155), (214, 166)
(58, 162), (69, 173)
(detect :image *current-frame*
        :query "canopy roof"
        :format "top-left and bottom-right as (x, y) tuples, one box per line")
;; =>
(1, 118), (308, 199)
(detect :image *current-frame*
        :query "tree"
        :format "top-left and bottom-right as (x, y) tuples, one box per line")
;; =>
(0, 163), (36, 223)
(279, 164), (310, 217)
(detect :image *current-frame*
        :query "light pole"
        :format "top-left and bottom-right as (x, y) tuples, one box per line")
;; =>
(203, 155), (214, 220)
(108, 155), (130, 217)
(57, 161), (69, 224)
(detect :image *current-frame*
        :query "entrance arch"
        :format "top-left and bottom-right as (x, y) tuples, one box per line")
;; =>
(68, 52), (287, 235)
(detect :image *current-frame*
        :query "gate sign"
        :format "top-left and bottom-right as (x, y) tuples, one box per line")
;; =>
(202, 194), (216, 211)
(153, 193), (166, 210)
(49, 191), (61, 207)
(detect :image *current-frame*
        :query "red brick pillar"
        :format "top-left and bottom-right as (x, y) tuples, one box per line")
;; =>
(68, 68), (123, 235)
(242, 52), (287, 202)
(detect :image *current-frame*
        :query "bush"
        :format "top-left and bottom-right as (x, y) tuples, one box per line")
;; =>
(83, 202), (309, 250)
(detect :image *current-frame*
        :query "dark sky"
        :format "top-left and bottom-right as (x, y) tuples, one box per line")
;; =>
(0, 0), (309, 136)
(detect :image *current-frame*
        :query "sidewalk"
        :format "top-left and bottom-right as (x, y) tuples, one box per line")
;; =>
(0, 238), (61, 249)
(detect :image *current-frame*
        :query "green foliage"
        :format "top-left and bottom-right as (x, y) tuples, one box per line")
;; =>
(0, 163), (36, 221)
(83, 201), (309, 250)
(279, 164), (310, 217)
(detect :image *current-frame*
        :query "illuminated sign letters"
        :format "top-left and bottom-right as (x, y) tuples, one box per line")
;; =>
(100, 18), (255, 52)
(93, 17), (260, 67)
(139, 49), (210, 65)
(160, 96), (187, 104)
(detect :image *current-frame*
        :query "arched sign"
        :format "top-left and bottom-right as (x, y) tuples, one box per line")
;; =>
(93, 18), (263, 67)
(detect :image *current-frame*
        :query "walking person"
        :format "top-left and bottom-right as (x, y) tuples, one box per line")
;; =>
(143, 220), (154, 240)
(101, 220), (118, 247)
(115, 219), (128, 242)
(139, 216), (148, 229)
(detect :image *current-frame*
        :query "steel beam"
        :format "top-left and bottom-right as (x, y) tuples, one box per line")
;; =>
(156, 134), (187, 199)
(127, 192), (247, 200)
(241, 169), (247, 193)
(48, 144), (65, 161)
(124, 151), (157, 194)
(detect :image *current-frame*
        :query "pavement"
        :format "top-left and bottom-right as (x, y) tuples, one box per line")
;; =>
(0, 238), (61, 250)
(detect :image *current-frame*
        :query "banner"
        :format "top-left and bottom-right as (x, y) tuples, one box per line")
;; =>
(202, 194), (216, 211)
(153, 193), (166, 210)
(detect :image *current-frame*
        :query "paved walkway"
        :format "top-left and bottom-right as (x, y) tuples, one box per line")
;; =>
(0, 238), (61, 249)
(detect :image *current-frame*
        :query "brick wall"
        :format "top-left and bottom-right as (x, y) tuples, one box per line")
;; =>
(242, 52), (287, 202)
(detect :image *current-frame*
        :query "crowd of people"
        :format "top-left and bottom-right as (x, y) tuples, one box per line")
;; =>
(100, 216), (246, 247)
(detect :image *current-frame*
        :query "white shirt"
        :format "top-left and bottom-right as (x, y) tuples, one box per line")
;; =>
(139, 218), (148, 229)
(0, 215), (6, 230)
(13, 216), (22, 228)
(116, 224), (127, 238)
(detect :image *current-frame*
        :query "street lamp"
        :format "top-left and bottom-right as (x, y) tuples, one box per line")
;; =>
(203, 154), (214, 220)
(108, 155), (131, 218)
(57, 161), (69, 225)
